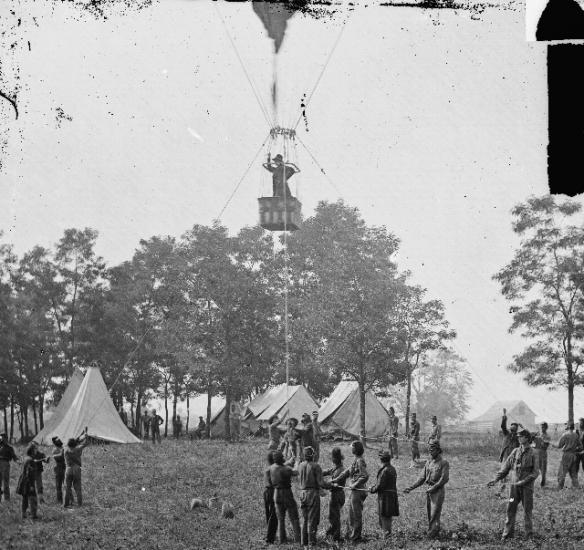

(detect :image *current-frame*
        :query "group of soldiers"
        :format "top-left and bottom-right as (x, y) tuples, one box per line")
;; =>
(137, 409), (164, 443)
(0, 430), (89, 520)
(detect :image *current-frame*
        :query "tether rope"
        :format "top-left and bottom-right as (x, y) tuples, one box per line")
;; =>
(296, 135), (343, 197)
(213, 2), (275, 129)
(216, 131), (272, 220)
(292, 18), (348, 132)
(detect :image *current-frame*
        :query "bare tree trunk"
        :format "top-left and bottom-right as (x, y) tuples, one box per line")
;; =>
(206, 376), (212, 439)
(10, 395), (15, 442)
(172, 377), (179, 438)
(32, 398), (38, 434)
(224, 389), (232, 441)
(358, 372), (366, 448)
(567, 372), (574, 425)
(405, 365), (412, 437)
(38, 392), (44, 430)
(23, 403), (30, 439)
(164, 379), (169, 438)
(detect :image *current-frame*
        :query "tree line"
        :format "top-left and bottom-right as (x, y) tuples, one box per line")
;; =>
(0, 200), (470, 442)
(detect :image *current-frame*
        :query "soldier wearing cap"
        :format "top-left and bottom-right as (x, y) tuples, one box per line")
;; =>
(332, 440), (369, 543)
(532, 422), (551, 487)
(369, 450), (399, 540)
(488, 428), (539, 540)
(322, 447), (346, 541)
(555, 421), (582, 489)
(0, 432), (19, 501)
(16, 445), (39, 520)
(498, 408), (521, 495)
(386, 407), (399, 459)
(409, 413), (421, 467)
(297, 446), (325, 547)
(311, 411), (322, 462)
(268, 415), (281, 451)
(404, 441), (449, 538)
(577, 418), (584, 474)
(51, 437), (66, 503)
(427, 415), (441, 444)
(281, 417), (301, 463)
(300, 413), (316, 461)
(269, 450), (300, 544)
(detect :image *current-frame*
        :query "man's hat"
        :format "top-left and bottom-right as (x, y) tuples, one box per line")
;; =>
(301, 413), (311, 424)
(288, 417), (299, 427)
(428, 441), (442, 452)
(304, 446), (315, 458)
(518, 429), (531, 438)
(378, 450), (392, 462)
(67, 438), (78, 448)
(51, 436), (63, 447)
(431, 415), (437, 420)
(331, 447), (344, 461)
(273, 154), (283, 162)
(273, 451), (284, 465)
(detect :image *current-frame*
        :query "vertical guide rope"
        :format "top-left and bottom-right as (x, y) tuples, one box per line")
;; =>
(283, 145), (290, 418)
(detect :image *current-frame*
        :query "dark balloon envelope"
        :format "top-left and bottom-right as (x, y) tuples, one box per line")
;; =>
(252, 1), (299, 53)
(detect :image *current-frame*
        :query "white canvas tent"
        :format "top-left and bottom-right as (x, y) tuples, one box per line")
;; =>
(34, 366), (141, 444)
(318, 381), (390, 438)
(34, 368), (85, 445)
(249, 384), (319, 423)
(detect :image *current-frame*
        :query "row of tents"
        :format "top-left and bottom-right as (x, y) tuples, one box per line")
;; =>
(33, 367), (393, 445)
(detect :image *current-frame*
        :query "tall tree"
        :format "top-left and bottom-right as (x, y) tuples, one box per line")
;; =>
(390, 283), (456, 435)
(286, 201), (407, 439)
(493, 195), (584, 423)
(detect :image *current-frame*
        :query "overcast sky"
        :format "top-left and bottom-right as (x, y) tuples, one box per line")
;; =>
(2, 0), (581, 422)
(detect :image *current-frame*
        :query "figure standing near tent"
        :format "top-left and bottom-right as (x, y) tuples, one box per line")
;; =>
(270, 450), (301, 544)
(297, 446), (325, 547)
(555, 421), (582, 489)
(369, 450), (399, 540)
(229, 402), (241, 443)
(118, 408), (128, 426)
(0, 432), (19, 502)
(409, 413), (421, 467)
(263, 451), (278, 544)
(576, 418), (584, 474)
(332, 440), (369, 543)
(173, 415), (183, 439)
(268, 415), (281, 451)
(311, 411), (322, 462)
(322, 447), (346, 542)
(141, 409), (151, 440)
(404, 441), (450, 539)
(498, 409), (521, 495)
(193, 416), (206, 440)
(532, 422), (551, 487)
(263, 153), (299, 198)
(150, 410), (163, 444)
(63, 429), (89, 508)
(51, 437), (66, 504)
(30, 441), (49, 504)
(427, 416), (441, 445)
(16, 445), (39, 520)
(281, 418), (301, 463)
(299, 413), (316, 461)
(387, 407), (399, 459)
(487, 429), (539, 540)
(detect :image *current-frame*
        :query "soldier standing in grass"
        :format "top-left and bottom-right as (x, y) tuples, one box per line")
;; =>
(297, 446), (325, 547)
(369, 450), (399, 540)
(299, 414), (316, 461)
(263, 451), (278, 544)
(16, 445), (39, 520)
(555, 421), (582, 489)
(322, 447), (346, 542)
(404, 441), (449, 539)
(532, 422), (551, 487)
(64, 430), (89, 508)
(576, 418), (584, 474)
(270, 450), (301, 544)
(268, 415), (281, 451)
(409, 413), (421, 467)
(332, 440), (369, 543)
(30, 441), (49, 503)
(498, 409), (521, 495)
(51, 437), (66, 504)
(150, 410), (163, 444)
(488, 429), (539, 541)
(141, 409), (151, 440)
(311, 411), (322, 462)
(0, 432), (19, 501)
(281, 418), (301, 463)
(427, 415), (442, 444)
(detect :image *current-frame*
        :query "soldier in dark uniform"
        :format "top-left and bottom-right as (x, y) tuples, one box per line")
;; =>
(268, 415), (281, 450)
(532, 422), (551, 487)
(29, 441), (49, 503)
(322, 447), (346, 542)
(297, 446), (324, 547)
(262, 153), (299, 198)
(369, 450), (399, 540)
(404, 441), (450, 538)
(263, 451), (278, 544)
(498, 409), (521, 494)
(51, 437), (66, 503)
(16, 445), (38, 520)
(0, 432), (19, 501)
(269, 450), (300, 544)
(410, 413), (421, 466)
(488, 429), (539, 540)
(332, 440), (369, 543)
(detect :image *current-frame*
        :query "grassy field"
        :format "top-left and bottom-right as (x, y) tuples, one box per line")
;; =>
(1, 437), (583, 549)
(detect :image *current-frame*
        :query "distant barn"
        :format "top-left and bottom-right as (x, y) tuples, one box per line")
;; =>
(468, 400), (537, 432)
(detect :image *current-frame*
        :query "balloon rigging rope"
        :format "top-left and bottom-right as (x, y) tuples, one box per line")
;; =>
(293, 19), (348, 132)
(213, 2), (275, 129)
(296, 135), (343, 197)
(216, 131), (272, 221)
